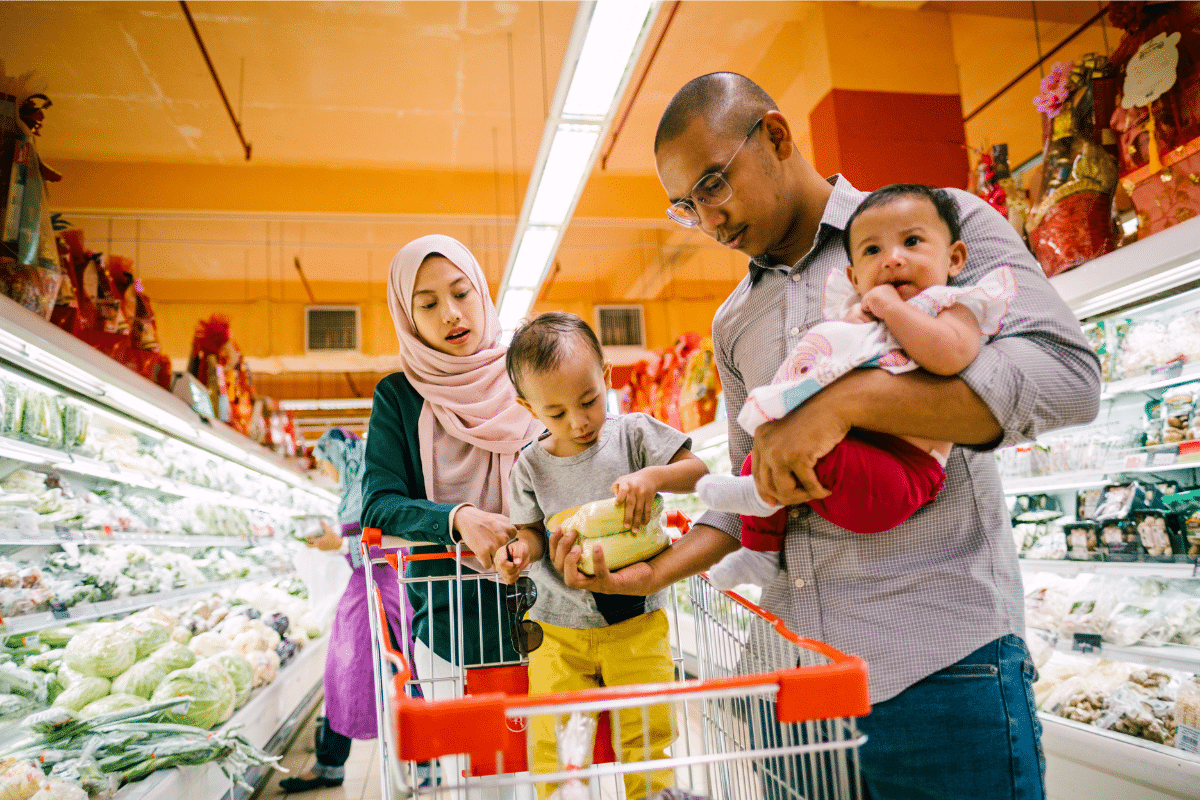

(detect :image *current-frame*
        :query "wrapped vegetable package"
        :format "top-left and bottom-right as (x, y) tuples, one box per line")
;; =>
(187, 630), (231, 660)
(62, 624), (136, 677)
(546, 495), (669, 576)
(122, 618), (169, 659)
(210, 650), (253, 708)
(147, 641), (195, 672)
(151, 665), (233, 729)
(193, 657), (239, 722)
(77, 692), (146, 719)
(52, 676), (109, 711)
(110, 659), (168, 699)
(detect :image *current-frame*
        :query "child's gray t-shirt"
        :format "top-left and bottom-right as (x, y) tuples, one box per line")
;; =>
(508, 413), (691, 629)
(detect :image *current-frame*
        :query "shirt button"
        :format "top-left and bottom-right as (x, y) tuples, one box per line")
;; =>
(433, 523), (440, 529)
(789, 327), (800, 336)
(794, 578), (806, 588)
(791, 274), (801, 282)
(788, 508), (800, 519)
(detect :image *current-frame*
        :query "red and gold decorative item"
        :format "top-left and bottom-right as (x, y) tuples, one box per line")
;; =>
(188, 314), (256, 436)
(1026, 55), (1120, 278)
(1108, 2), (1200, 236)
(679, 337), (722, 432)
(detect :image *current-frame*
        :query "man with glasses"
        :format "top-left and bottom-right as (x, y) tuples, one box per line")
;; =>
(549, 72), (1101, 799)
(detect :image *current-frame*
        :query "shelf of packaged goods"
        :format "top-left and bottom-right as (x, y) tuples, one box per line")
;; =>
(0, 572), (277, 635)
(0, 528), (258, 548)
(1003, 474), (1110, 495)
(0, 436), (317, 520)
(111, 633), (329, 800)
(0, 296), (336, 507)
(1040, 712), (1200, 800)
(1100, 361), (1200, 400)
(1030, 625), (1200, 674)
(1020, 557), (1199, 579)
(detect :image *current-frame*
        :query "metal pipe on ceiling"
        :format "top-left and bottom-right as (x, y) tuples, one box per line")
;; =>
(179, 0), (253, 160)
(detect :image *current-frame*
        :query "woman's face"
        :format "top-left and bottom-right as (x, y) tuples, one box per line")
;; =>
(410, 255), (486, 357)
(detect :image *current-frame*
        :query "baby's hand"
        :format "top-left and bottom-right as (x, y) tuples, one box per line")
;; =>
(494, 539), (529, 585)
(843, 302), (874, 324)
(611, 471), (658, 533)
(860, 284), (903, 318)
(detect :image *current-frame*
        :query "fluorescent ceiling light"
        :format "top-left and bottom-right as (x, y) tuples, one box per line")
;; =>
(529, 126), (601, 226)
(278, 398), (373, 411)
(496, 0), (657, 336)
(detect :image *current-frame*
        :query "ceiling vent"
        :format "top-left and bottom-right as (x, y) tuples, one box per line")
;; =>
(305, 306), (361, 353)
(595, 305), (646, 348)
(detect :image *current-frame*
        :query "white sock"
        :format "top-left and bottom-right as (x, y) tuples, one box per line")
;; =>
(707, 548), (782, 591)
(697, 474), (782, 517)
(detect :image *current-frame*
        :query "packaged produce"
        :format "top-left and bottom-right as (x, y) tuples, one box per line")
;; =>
(545, 495), (669, 576)
(110, 659), (168, 700)
(121, 618), (169, 659)
(0, 759), (43, 800)
(1064, 521), (1099, 560)
(150, 665), (234, 729)
(62, 624), (137, 678)
(209, 650), (253, 708)
(76, 692), (146, 719)
(51, 676), (109, 711)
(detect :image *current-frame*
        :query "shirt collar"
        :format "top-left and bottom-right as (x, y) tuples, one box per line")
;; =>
(747, 175), (867, 280)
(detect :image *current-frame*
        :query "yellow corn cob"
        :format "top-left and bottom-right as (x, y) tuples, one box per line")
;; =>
(546, 495), (669, 576)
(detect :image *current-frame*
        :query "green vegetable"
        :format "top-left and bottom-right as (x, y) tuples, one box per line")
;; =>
(38, 627), (78, 648)
(122, 619), (170, 659)
(78, 693), (147, 719)
(150, 667), (232, 729)
(170, 626), (192, 645)
(210, 651), (253, 709)
(146, 641), (195, 673)
(21, 649), (63, 673)
(111, 660), (168, 700)
(57, 664), (85, 688)
(53, 676), (110, 711)
(63, 624), (137, 678)
(192, 658), (238, 723)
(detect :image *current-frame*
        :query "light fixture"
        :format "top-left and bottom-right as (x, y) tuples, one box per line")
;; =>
(495, 0), (658, 339)
(1071, 256), (1200, 320)
(278, 398), (373, 411)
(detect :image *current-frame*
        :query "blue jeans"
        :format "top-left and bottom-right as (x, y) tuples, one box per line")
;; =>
(857, 634), (1045, 800)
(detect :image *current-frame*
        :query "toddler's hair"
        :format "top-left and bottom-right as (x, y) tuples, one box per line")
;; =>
(842, 183), (962, 260)
(506, 311), (604, 398)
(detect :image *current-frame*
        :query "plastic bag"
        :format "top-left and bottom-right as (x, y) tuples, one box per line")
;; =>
(291, 545), (352, 630)
(546, 711), (598, 800)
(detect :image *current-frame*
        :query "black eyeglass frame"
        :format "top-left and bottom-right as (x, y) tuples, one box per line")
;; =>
(506, 575), (543, 655)
(665, 116), (765, 228)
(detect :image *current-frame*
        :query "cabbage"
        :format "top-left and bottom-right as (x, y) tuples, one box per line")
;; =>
(187, 631), (231, 660)
(193, 657), (239, 722)
(150, 666), (233, 729)
(170, 626), (192, 645)
(209, 650), (253, 708)
(62, 624), (137, 678)
(78, 692), (146, 719)
(111, 660), (168, 699)
(122, 618), (170, 659)
(146, 641), (195, 673)
(57, 664), (85, 688)
(52, 676), (110, 711)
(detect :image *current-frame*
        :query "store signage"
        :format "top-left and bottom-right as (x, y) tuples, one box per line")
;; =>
(1072, 632), (1103, 653)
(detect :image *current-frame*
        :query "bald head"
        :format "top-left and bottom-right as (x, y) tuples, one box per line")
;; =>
(655, 72), (777, 153)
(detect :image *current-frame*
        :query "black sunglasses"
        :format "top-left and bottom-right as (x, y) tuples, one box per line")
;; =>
(505, 575), (543, 655)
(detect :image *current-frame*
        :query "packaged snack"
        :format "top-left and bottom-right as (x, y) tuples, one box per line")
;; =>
(1100, 519), (1141, 560)
(1133, 511), (1174, 558)
(1064, 521), (1100, 560)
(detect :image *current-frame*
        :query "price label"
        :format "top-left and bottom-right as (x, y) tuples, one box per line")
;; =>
(53, 525), (73, 542)
(1072, 633), (1102, 653)
(49, 601), (70, 621)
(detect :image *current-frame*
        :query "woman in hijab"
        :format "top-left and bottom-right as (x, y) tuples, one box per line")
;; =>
(281, 427), (409, 793)
(360, 235), (542, 780)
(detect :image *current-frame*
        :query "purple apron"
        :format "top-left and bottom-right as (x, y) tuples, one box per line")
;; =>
(323, 534), (410, 740)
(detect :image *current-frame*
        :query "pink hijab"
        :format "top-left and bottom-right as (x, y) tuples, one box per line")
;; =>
(386, 235), (538, 517)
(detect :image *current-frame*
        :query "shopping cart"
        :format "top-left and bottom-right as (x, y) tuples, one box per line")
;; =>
(359, 515), (869, 800)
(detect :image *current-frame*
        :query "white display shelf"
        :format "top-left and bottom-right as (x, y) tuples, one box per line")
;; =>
(1003, 474), (1110, 495)
(0, 572), (274, 635)
(1100, 360), (1200, 400)
(1033, 627), (1200, 674)
(0, 436), (312, 519)
(0, 528), (257, 548)
(1041, 713), (1200, 800)
(1020, 557), (1198, 579)
(112, 634), (329, 800)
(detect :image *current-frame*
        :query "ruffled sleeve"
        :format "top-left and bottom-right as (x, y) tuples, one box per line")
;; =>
(910, 266), (1017, 336)
(822, 267), (860, 321)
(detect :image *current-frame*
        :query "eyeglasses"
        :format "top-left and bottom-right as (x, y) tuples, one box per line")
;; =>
(506, 575), (543, 655)
(666, 117), (764, 227)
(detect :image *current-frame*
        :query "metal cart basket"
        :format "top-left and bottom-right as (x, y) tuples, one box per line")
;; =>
(359, 518), (869, 800)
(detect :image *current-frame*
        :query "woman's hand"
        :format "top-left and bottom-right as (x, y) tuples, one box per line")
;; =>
(611, 470), (658, 533)
(452, 505), (517, 569)
(304, 520), (344, 551)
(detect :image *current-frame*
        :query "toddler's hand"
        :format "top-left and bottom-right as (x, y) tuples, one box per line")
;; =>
(494, 539), (529, 585)
(611, 470), (658, 533)
(860, 284), (903, 318)
(843, 302), (874, 324)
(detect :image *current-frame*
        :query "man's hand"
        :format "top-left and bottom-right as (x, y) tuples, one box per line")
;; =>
(548, 527), (655, 595)
(452, 506), (517, 569)
(752, 390), (850, 506)
(611, 470), (659, 532)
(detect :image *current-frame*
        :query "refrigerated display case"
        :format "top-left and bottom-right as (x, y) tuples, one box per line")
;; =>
(0, 293), (337, 800)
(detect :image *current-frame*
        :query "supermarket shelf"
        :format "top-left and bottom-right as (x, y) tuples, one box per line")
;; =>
(1003, 474), (1109, 495)
(1041, 713), (1200, 800)
(112, 634), (329, 800)
(0, 528), (257, 548)
(0, 572), (275, 635)
(1100, 360), (1200, 400)
(1019, 558), (1199, 579)
(1031, 625), (1200, 673)
(0, 435), (311, 519)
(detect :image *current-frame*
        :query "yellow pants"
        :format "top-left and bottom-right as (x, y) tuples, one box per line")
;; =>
(527, 610), (676, 800)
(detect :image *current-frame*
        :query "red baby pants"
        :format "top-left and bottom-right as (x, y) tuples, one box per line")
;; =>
(739, 430), (946, 550)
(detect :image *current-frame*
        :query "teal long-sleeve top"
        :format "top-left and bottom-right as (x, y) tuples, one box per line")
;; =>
(361, 372), (520, 667)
